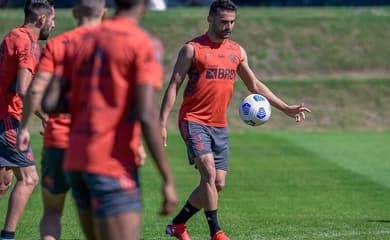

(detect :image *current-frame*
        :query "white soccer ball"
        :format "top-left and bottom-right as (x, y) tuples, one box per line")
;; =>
(239, 94), (271, 126)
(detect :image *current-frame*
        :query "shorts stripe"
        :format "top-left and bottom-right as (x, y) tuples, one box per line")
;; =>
(4, 117), (16, 145)
(179, 121), (190, 144)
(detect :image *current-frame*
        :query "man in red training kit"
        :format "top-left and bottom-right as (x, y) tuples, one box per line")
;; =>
(0, 1), (55, 240)
(16, 1), (108, 239)
(160, 0), (312, 239)
(40, 0), (178, 239)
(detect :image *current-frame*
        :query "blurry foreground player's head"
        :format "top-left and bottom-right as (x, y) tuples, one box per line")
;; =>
(24, 0), (55, 40)
(114, 0), (151, 19)
(73, 0), (107, 21)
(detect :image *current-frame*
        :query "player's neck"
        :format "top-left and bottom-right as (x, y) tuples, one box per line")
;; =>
(206, 31), (225, 43)
(115, 6), (145, 22)
(23, 22), (40, 40)
(78, 18), (101, 28)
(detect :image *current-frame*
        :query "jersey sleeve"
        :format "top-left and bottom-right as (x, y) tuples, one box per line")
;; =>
(37, 41), (55, 73)
(134, 37), (163, 90)
(15, 36), (36, 73)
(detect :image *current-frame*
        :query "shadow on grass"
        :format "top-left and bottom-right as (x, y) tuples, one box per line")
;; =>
(367, 220), (390, 223)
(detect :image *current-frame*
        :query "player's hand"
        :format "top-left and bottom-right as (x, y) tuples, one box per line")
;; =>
(284, 103), (312, 122)
(160, 181), (178, 216)
(161, 126), (168, 147)
(16, 128), (31, 152)
(137, 143), (147, 166)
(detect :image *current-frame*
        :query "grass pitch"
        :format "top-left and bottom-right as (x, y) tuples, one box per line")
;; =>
(1, 131), (389, 240)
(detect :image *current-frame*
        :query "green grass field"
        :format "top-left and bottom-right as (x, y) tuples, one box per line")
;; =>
(1, 131), (390, 240)
(0, 6), (389, 240)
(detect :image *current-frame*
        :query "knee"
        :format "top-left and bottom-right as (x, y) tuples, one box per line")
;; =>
(201, 168), (216, 184)
(29, 173), (40, 187)
(215, 179), (225, 192)
(197, 156), (217, 183)
(0, 181), (12, 198)
(20, 172), (40, 188)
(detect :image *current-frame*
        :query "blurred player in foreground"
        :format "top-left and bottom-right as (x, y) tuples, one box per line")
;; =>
(16, 1), (107, 239)
(160, 0), (312, 239)
(0, 1), (55, 240)
(40, 0), (178, 239)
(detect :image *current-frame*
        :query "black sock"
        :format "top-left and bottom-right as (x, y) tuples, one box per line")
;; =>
(172, 201), (200, 224)
(205, 210), (221, 236)
(1, 230), (15, 239)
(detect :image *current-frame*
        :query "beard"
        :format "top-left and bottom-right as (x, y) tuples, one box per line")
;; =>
(39, 22), (51, 40)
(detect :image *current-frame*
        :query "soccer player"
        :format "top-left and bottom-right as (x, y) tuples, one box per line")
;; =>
(0, 1), (55, 240)
(160, 0), (312, 239)
(15, 1), (107, 239)
(40, 0), (178, 239)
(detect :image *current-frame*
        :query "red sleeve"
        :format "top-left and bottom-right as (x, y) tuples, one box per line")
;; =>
(37, 40), (55, 73)
(135, 36), (163, 90)
(15, 36), (36, 73)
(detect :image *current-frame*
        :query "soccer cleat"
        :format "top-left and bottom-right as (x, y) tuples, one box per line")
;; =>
(210, 230), (230, 240)
(166, 223), (191, 240)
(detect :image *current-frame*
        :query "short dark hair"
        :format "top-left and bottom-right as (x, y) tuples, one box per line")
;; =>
(114, 0), (141, 9)
(75, 0), (106, 18)
(209, 0), (237, 16)
(24, 0), (54, 23)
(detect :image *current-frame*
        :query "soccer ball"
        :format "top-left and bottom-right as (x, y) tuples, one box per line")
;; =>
(239, 94), (271, 126)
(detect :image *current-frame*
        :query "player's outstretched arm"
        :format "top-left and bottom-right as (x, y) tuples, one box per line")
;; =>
(41, 74), (69, 114)
(17, 71), (52, 151)
(159, 44), (194, 146)
(137, 83), (178, 215)
(237, 46), (311, 122)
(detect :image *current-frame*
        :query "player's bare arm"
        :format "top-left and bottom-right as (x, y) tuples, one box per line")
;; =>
(17, 71), (52, 151)
(16, 68), (33, 98)
(237, 46), (311, 122)
(41, 74), (69, 114)
(159, 43), (194, 146)
(136, 83), (178, 215)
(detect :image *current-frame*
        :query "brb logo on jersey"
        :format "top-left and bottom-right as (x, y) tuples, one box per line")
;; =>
(205, 67), (235, 80)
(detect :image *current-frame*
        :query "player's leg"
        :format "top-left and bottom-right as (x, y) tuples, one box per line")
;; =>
(194, 153), (218, 211)
(0, 167), (13, 199)
(0, 116), (38, 240)
(65, 171), (97, 240)
(96, 211), (141, 240)
(3, 165), (39, 231)
(76, 208), (97, 240)
(40, 189), (66, 240)
(167, 121), (216, 240)
(40, 147), (70, 240)
(0, 116), (17, 199)
(86, 172), (142, 240)
(207, 126), (230, 240)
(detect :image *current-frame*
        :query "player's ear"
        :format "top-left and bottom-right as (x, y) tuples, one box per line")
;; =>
(207, 15), (212, 24)
(72, 8), (78, 19)
(101, 8), (108, 21)
(37, 14), (46, 28)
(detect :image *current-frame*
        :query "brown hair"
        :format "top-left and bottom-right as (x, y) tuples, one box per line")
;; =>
(24, 0), (54, 23)
(209, 0), (237, 16)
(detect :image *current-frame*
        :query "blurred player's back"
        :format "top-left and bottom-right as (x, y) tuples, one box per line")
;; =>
(64, 16), (163, 177)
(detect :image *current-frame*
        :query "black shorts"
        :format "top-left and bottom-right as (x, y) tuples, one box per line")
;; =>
(0, 115), (35, 167)
(41, 147), (70, 194)
(66, 171), (141, 217)
(179, 120), (229, 171)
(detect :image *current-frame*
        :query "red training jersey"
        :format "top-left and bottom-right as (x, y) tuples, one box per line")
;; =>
(178, 34), (242, 127)
(37, 27), (91, 149)
(0, 25), (40, 121)
(63, 17), (163, 177)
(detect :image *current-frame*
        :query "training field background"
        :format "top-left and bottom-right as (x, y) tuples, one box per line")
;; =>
(1, 7), (390, 240)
